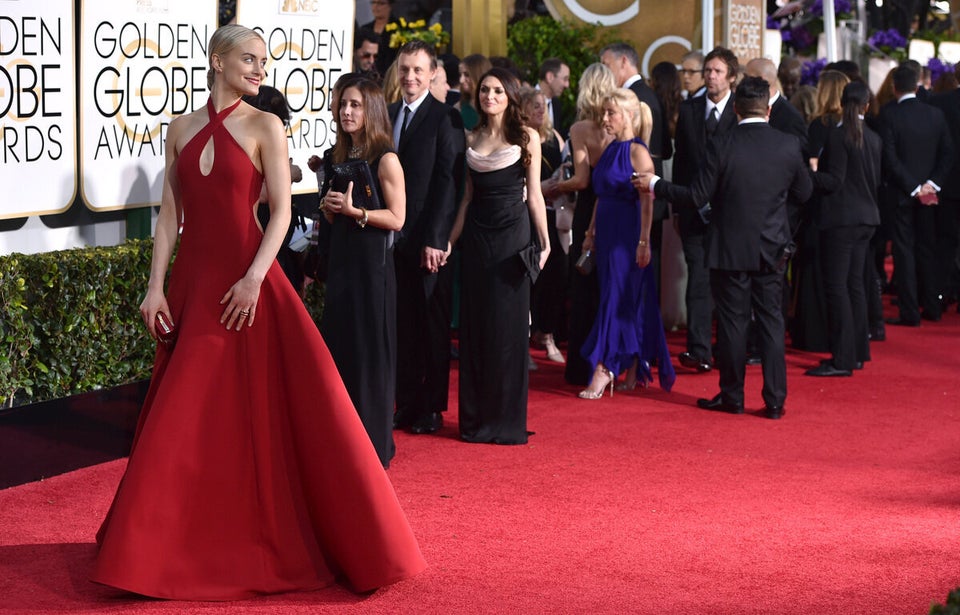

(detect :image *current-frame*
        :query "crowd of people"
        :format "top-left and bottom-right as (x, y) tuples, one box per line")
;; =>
(92, 9), (960, 601)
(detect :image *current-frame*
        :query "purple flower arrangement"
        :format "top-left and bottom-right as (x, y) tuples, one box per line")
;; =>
(868, 28), (908, 52)
(800, 58), (828, 86)
(928, 57), (956, 86)
(811, 0), (853, 17)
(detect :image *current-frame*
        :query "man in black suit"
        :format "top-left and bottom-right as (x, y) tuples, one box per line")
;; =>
(390, 40), (466, 434)
(537, 57), (570, 139)
(744, 57), (809, 352)
(670, 46), (739, 373)
(745, 58), (808, 152)
(879, 64), (954, 325)
(640, 76), (813, 419)
(600, 42), (672, 298)
(927, 68), (960, 311)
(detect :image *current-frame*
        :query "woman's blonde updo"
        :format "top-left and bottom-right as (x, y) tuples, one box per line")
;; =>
(576, 63), (617, 124)
(206, 24), (265, 89)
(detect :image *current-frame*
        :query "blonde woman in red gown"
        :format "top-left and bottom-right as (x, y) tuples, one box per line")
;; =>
(92, 25), (425, 600)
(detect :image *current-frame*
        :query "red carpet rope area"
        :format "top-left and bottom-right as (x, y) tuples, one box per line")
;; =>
(1, 300), (958, 614)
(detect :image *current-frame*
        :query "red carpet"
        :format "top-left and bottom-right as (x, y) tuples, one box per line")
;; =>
(1, 301), (958, 614)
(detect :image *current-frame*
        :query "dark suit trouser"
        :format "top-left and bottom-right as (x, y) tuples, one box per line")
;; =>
(679, 229), (713, 362)
(711, 267), (786, 409)
(395, 246), (451, 420)
(821, 225), (873, 370)
(935, 197), (960, 302)
(892, 202), (939, 321)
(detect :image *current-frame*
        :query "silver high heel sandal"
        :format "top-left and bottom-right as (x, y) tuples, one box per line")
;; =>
(578, 368), (615, 399)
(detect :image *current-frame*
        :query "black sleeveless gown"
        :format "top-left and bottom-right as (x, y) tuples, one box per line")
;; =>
(320, 153), (397, 468)
(459, 146), (531, 444)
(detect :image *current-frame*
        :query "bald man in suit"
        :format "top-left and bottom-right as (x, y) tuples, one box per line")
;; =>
(640, 77), (813, 419)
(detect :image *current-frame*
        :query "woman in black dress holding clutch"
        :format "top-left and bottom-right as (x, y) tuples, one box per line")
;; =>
(320, 77), (406, 466)
(449, 68), (551, 444)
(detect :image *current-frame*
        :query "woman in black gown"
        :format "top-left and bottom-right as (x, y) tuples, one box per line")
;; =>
(521, 86), (567, 364)
(541, 63), (617, 385)
(319, 77), (406, 467)
(449, 67), (551, 444)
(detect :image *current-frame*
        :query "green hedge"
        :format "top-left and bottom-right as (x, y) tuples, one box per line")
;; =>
(0, 240), (324, 408)
(0, 240), (155, 408)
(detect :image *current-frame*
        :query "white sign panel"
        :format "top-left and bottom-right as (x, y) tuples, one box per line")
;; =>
(0, 1), (77, 219)
(238, 0), (354, 194)
(80, 0), (217, 211)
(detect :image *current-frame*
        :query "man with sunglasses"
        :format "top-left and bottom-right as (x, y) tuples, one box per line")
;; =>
(353, 28), (380, 81)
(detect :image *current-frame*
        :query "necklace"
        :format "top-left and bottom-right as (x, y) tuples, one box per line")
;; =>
(348, 144), (364, 158)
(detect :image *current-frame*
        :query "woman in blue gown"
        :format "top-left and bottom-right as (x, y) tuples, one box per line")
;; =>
(578, 89), (676, 398)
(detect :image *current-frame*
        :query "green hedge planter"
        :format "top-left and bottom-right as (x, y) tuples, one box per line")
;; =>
(0, 240), (324, 408)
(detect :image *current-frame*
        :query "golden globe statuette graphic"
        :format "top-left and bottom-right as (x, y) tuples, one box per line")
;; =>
(541, 0), (699, 70)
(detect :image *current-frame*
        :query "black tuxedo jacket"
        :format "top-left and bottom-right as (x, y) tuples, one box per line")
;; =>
(655, 122), (812, 271)
(811, 124), (882, 228)
(629, 77), (671, 221)
(769, 95), (808, 153)
(671, 93), (737, 234)
(548, 96), (567, 140)
(879, 97), (954, 206)
(928, 89), (960, 200)
(389, 95), (466, 253)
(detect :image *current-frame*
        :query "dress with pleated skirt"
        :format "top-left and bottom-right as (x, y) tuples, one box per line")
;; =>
(581, 138), (676, 390)
(92, 98), (425, 600)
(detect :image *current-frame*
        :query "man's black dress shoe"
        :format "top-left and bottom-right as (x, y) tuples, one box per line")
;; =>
(697, 394), (744, 414)
(679, 352), (712, 373)
(818, 358), (862, 370)
(806, 363), (853, 377)
(920, 311), (941, 322)
(764, 405), (785, 420)
(393, 410), (414, 430)
(868, 325), (886, 341)
(408, 411), (443, 434)
(885, 317), (920, 327)
(745, 353), (761, 366)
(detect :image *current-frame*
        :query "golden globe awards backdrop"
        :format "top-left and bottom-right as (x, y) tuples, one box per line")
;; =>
(541, 0), (699, 72)
(540, 0), (765, 71)
(80, 0), (217, 211)
(724, 0), (764, 62)
(0, 1), (77, 220)
(237, 0), (354, 195)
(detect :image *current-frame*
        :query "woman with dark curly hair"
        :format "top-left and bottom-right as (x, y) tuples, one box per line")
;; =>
(449, 67), (551, 444)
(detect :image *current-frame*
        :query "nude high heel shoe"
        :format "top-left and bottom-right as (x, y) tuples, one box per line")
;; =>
(578, 367), (614, 399)
(543, 334), (565, 364)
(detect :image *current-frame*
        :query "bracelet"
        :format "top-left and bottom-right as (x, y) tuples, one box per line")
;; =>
(356, 207), (368, 228)
(637, 239), (648, 247)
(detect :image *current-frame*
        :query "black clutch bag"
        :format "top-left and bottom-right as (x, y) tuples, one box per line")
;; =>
(331, 159), (381, 210)
(518, 242), (541, 283)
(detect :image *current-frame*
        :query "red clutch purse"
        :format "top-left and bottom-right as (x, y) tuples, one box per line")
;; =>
(155, 312), (177, 346)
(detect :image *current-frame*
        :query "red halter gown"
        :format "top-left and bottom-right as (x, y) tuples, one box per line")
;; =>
(92, 98), (425, 600)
